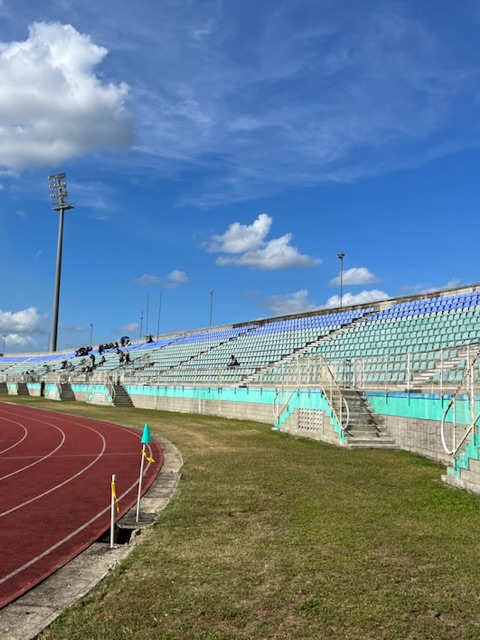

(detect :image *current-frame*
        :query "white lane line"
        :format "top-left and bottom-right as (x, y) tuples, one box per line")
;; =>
(0, 420), (28, 454)
(0, 424), (106, 519)
(0, 424), (66, 481)
(0, 473), (141, 586)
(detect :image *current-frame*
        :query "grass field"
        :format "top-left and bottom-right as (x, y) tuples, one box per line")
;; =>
(6, 396), (480, 639)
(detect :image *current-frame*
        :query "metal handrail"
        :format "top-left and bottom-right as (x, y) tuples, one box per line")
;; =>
(105, 373), (116, 402)
(317, 356), (350, 431)
(273, 387), (299, 422)
(440, 347), (480, 455)
(319, 381), (350, 431)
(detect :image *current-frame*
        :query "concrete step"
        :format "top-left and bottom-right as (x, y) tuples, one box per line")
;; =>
(113, 385), (134, 407)
(346, 437), (399, 449)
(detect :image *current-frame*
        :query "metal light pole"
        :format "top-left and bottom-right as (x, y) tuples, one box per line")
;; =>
(209, 290), (214, 327)
(146, 294), (150, 337)
(337, 253), (345, 308)
(2, 334), (5, 354)
(48, 173), (74, 352)
(139, 309), (144, 339)
(89, 323), (93, 346)
(156, 290), (163, 338)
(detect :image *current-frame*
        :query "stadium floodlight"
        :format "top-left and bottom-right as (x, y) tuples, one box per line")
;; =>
(2, 334), (5, 354)
(337, 253), (345, 308)
(209, 290), (214, 327)
(48, 173), (74, 352)
(156, 290), (163, 338)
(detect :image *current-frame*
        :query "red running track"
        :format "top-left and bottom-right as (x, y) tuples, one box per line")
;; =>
(0, 402), (163, 609)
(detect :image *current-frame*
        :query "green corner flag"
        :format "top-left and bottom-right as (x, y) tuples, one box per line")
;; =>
(141, 423), (152, 444)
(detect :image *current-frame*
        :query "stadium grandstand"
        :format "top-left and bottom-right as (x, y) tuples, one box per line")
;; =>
(2, 282), (480, 494)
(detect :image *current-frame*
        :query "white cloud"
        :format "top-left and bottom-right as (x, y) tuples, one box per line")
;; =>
(119, 2), (479, 207)
(208, 213), (271, 253)
(398, 278), (462, 296)
(0, 22), (133, 171)
(330, 267), (380, 286)
(135, 270), (189, 288)
(210, 214), (320, 270)
(2, 333), (36, 348)
(323, 289), (390, 308)
(135, 273), (161, 287)
(260, 290), (318, 316)
(0, 306), (45, 336)
(118, 322), (139, 334)
(166, 270), (189, 288)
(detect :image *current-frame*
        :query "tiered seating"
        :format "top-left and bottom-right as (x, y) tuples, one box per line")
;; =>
(309, 293), (480, 388)
(3, 287), (480, 392)
(0, 355), (28, 375)
(125, 328), (253, 384)
(154, 309), (373, 386)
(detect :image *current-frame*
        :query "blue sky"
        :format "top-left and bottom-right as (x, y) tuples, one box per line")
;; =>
(1, 0), (480, 352)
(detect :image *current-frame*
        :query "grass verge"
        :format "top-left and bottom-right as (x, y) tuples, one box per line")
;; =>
(6, 396), (480, 640)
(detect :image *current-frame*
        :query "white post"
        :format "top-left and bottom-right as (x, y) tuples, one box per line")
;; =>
(110, 474), (116, 549)
(440, 348), (444, 397)
(136, 446), (146, 523)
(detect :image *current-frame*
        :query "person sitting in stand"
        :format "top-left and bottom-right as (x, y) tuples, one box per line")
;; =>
(228, 354), (239, 367)
(125, 351), (131, 364)
(99, 355), (106, 366)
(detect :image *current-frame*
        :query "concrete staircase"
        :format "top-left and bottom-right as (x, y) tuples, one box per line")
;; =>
(342, 389), (398, 449)
(113, 384), (134, 407)
(17, 383), (29, 396)
(59, 383), (76, 401)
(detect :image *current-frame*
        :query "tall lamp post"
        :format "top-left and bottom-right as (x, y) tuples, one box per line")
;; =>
(209, 290), (214, 327)
(2, 334), (6, 355)
(48, 173), (74, 352)
(89, 323), (93, 347)
(337, 253), (345, 308)
(156, 290), (163, 338)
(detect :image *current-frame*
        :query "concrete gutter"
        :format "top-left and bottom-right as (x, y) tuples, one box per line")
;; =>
(0, 436), (183, 640)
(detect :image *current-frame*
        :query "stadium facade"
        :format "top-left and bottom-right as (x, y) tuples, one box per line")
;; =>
(2, 283), (480, 495)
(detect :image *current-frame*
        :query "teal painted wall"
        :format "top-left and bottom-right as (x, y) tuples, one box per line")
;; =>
(366, 391), (477, 425)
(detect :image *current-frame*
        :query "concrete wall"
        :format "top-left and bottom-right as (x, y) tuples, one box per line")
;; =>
(128, 385), (277, 425)
(12, 377), (480, 493)
(366, 391), (472, 464)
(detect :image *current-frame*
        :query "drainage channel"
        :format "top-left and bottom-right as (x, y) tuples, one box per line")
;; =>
(96, 524), (136, 546)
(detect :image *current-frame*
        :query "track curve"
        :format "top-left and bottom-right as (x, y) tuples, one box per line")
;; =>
(0, 402), (163, 609)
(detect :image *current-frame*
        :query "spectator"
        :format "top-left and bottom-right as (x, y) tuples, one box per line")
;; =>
(228, 355), (239, 367)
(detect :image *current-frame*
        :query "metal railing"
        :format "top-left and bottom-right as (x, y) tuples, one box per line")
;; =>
(269, 354), (350, 431)
(440, 346), (480, 456)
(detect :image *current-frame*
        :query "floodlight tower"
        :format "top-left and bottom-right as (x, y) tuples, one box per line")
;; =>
(209, 290), (214, 327)
(48, 173), (74, 352)
(337, 253), (345, 308)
